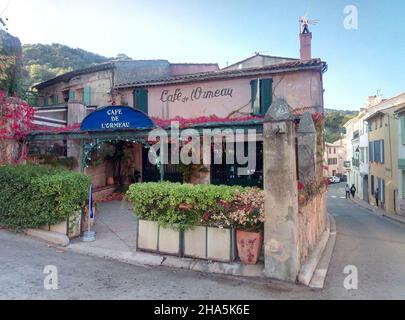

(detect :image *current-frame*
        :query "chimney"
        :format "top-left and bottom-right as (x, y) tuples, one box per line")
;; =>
(300, 32), (312, 61)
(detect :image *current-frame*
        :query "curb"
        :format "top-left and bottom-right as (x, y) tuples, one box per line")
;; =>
(67, 243), (265, 278)
(25, 229), (70, 247)
(297, 213), (333, 287)
(309, 214), (336, 288)
(383, 213), (405, 225)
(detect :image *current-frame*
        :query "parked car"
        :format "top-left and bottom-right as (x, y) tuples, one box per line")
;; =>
(328, 176), (341, 184)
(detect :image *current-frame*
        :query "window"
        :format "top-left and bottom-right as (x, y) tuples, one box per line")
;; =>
(328, 158), (337, 165)
(250, 78), (273, 115)
(83, 86), (91, 106)
(381, 140), (384, 164)
(133, 88), (148, 114)
(374, 140), (380, 163)
(401, 116), (405, 145)
(369, 142), (374, 162)
(368, 121), (373, 132)
(69, 90), (76, 101)
(374, 119), (377, 130)
(380, 116), (383, 128)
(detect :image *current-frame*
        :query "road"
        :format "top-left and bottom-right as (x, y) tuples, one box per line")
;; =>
(1, 183), (405, 299)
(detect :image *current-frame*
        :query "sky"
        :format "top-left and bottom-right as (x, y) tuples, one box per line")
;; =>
(1, 0), (404, 110)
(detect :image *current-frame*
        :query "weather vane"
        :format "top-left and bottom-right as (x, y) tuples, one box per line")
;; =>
(299, 13), (318, 34)
(0, 17), (8, 31)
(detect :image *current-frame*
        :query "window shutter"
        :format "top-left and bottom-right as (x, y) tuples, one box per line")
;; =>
(53, 94), (58, 105)
(250, 80), (259, 115)
(69, 90), (75, 101)
(260, 78), (273, 115)
(44, 96), (48, 106)
(134, 88), (148, 114)
(374, 141), (379, 163)
(402, 171), (405, 199)
(83, 86), (91, 106)
(369, 142), (373, 162)
(401, 116), (405, 145)
(381, 140), (384, 164)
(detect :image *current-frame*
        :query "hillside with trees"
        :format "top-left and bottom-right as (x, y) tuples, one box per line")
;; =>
(22, 43), (113, 90)
(0, 30), (22, 95)
(324, 108), (358, 143)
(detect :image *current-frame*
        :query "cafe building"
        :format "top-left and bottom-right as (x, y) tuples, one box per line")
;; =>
(28, 29), (327, 199)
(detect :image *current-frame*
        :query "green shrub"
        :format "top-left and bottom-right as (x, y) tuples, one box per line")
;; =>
(0, 164), (91, 229)
(127, 182), (240, 230)
(126, 182), (265, 231)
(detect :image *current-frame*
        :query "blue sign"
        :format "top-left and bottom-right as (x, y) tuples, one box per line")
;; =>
(80, 105), (155, 131)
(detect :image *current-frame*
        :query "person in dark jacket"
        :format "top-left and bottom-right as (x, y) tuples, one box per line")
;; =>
(375, 188), (379, 207)
(350, 184), (357, 199)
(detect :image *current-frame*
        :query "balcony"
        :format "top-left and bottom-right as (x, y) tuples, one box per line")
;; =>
(352, 157), (360, 168)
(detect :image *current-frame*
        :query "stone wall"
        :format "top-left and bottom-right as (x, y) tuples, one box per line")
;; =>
(297, 192), (327, 264)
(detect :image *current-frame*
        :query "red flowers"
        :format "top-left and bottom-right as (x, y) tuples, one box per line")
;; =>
(297, 182), (305, 191)
(0, 91), (36, 141)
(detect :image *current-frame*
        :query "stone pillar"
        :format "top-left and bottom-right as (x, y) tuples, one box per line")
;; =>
(263, 98), (300, 282)
(67, 102), (87, 125)
(297, 112), (317, 183)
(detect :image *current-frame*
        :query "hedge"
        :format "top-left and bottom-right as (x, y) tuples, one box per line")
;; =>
(126, 182), (265, 231)
(0, 165), (91, 229)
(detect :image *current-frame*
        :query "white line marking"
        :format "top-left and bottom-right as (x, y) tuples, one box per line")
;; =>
(331, 196), (337, 198)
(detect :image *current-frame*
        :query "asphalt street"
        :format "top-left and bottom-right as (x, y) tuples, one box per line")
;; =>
(1, 183), (405, 299)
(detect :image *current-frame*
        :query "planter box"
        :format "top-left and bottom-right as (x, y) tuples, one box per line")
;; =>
(137, 220), (235, 261)
(207, 227), (236, 262)
(184, 226), (236, 262)
(137, 220), (159, 251)
(184, 226), (207, 259)
(42, 210), (82, 240)
(158, 226), (181, 255)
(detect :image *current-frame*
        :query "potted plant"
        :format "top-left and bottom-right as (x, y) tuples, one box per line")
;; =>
(228, 189), (265, 265)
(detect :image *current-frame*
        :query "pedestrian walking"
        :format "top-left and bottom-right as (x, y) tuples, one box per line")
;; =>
(350, 184), (356, 199)
(345, 184), (350, 199)
(375, 188), (379, 207)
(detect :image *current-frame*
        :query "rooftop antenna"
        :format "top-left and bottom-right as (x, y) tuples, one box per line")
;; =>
(299, 13), (318, 34)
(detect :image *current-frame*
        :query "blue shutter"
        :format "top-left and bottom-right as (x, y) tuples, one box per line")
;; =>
(83, 86), (91, 106)
(381, 140), (384, 164)
(369, 142), (373, 163)
(260, 78), (273, 115)
(374, 141), (379, 163)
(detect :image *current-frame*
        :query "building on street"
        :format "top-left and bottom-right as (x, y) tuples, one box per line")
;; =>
(364, 93), (405, 213)
(325, 139), (346, 177)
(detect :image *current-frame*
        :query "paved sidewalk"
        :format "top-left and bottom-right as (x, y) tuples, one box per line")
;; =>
(350, 196), (405, 224)
(67, 200), (265, 278)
